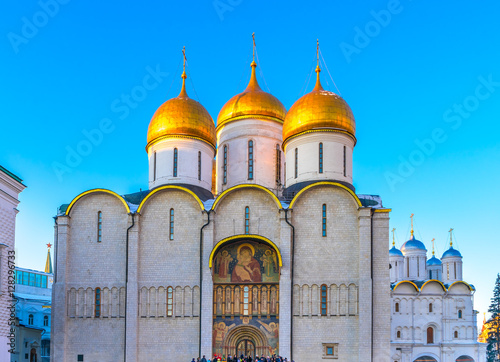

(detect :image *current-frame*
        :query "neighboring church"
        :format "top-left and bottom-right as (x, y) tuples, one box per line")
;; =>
(389, 225), (486, 361)
(51, 41), (392, 362)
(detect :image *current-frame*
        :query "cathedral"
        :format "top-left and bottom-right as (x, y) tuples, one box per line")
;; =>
(51, 42), (392, 361)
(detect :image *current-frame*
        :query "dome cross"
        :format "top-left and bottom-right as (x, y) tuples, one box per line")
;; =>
(391, 228), (396, 247)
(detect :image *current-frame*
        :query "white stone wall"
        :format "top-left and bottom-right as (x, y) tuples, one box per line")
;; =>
(442, 256), (463, 283)
(403, 249), (427, 281)
(390, 254), (405, 283)
(284, 132), (354, 188)
(0, 169), (25, 361)
(216, 118), (284, 194)
(148, 138), (215, 192)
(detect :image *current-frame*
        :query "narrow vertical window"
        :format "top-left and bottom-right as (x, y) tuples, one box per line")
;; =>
(343, 145), (346, 177)
(458, 310), (462, 319)
(28, 314), (33, 325)
(322, 204), (327, 237)
(198, 151), (201, 181)
(454, 330), (458, 338)
(294, 148), (298, 178)
(447, 263), (450, 279)
(223, 145), (228, 185)
(243, 286), (249, 316)
(395, 302), (399, 313)
(319, 143), (323, 173)
(43, 315), (49, 327)
(397, 330), (401, 339)
(417, 258), (420, 277)
(427, 327), (434, 344)
(245, 206), (250, 234)
(407, 260), (409, 277)
(428, 303), (433, 313)
(167, 287), (173, 317)
(173, 148), (178, 177)
(97, 211), (102, 243)
(275, 144), (281, 185)
(169, 209), (174, 240)
(321, 284), (327, 316)
(95, 288), (101, 317)
(248, 140), (254, 180)
(153, 151), (157, 181)
(454, 262), (457, 279)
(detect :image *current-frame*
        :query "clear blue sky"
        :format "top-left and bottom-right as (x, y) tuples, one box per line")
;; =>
(2, 1), (499, 326)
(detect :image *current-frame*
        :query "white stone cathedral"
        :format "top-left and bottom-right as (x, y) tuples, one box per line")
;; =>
(389, 228), (486, 361)
(51, 44), (391, 362)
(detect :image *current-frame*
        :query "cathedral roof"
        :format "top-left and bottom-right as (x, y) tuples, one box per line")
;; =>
(442, 246), (462, 258)
(427, 255), (442, 266)
(401, 235), (427, 252)
(389, 246), (403, 256)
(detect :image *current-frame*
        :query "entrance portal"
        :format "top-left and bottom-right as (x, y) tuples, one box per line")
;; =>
(236, 339), (255, 358)
(223, 325), (270, 358)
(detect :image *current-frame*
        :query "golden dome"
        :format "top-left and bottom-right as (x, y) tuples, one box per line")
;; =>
(282, 66), (356, 146)
(146, 70), (216, 151)
(216, 61), (286, 129)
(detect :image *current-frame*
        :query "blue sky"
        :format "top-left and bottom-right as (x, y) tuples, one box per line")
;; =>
(1, 1), (499, 326)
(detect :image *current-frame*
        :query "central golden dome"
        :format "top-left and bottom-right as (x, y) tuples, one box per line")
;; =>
(283, 66), (356, 145)
(217, 61), (286, 129)
(146, 71), (216, 151)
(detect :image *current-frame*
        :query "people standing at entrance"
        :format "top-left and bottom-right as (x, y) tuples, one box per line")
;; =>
(201, 356), (207, 362)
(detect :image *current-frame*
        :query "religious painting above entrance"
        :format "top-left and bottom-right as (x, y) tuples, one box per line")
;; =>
(213, 241), (279, 284)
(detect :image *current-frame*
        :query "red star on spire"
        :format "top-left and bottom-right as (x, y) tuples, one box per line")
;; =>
(46, 243), (52, 249)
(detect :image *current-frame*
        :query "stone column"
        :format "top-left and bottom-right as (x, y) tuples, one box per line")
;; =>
(278, 209), (291, 359)
(200, 213), (214, 357)
(358, 208), (372, 361)
(372, 210), (391, 361)
(51, 215), (69, 361)
(126, 214), (139, 361)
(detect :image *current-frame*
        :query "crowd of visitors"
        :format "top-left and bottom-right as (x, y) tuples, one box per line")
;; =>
(192, 354), (292, 362)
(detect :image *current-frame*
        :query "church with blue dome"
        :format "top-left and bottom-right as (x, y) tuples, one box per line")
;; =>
(389, 220), (486, 361)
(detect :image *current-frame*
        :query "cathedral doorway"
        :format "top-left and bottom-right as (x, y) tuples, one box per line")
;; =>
(210, 237), (281, 357)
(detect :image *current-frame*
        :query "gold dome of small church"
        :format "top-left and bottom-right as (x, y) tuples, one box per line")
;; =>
(283, 45), (356, 145)
(146, 49), (216, 151)
(217, 34), (286, 129)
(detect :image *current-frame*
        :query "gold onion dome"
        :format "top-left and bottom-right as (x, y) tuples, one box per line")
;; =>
(283, 65), (356, 145)
(217, 60), (286, 129)
(146, 56), (216, 151)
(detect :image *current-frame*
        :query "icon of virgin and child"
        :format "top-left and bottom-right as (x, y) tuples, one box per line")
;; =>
(215, 243), (265, 283)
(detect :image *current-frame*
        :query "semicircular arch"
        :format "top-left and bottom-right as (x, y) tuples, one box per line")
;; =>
(211, 184), (282, 211)
(66, 188), (130, 216)
(137, 185), (204, 213)
(289, 181), (362, 209)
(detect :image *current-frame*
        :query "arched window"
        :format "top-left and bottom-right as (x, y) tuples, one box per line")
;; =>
(169, 209), (174, 240)
(244, 207), (250, 234)
(173, 148), (178, 177)
(447, 263), (450, 279)
(429, 270), (432, 279)
(95, 288), (101, 317)
(97, 211), (102, 242)
(396, 330), (401, 339)
(28, 314), (33, 325)
(458, 309), (462, 319)
(454, 330), (458, 338)
(248, 140), (254, 180)
(243, 286), (249, 316)
(294, 148), (298, 178)
(426, 326), (434, 344)
(167, 287), (173, 317)
(153, 151), (157, 181)
(415, 357), (437, 362)
(321, 284), (327, 316)
(456, 355), (474, 362)
(429, 303), (433, 313)
(43, 315), (49, 327)
(223, 145), (228, 185)
(322, 204), (327, 237)
(275, 144), (281, 185)
(407, 260), (409, 277)
(198, 151), (201, 181)
(343, 145), (346, 177)
(454, 262), (457, 279)
(395, 302), (399, 313)
(319, 143), (323, 173)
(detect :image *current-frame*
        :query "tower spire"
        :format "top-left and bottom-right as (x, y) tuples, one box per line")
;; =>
(391, 228), (396, 247)
(45, 243), (53, 274)
(314, 39), (323, 91)
(449, 228), (454, 247)
(431, 238), (435, 256)
(410, 213), (414, 237)
(245, 33), (261, 91)
(179, 46), (188, 98)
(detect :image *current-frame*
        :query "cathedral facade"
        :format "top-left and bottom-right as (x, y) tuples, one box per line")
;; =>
(51, 48), (391, 361)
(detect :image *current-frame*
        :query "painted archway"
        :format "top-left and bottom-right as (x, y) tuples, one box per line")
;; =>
(212, 236), (281, 357)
